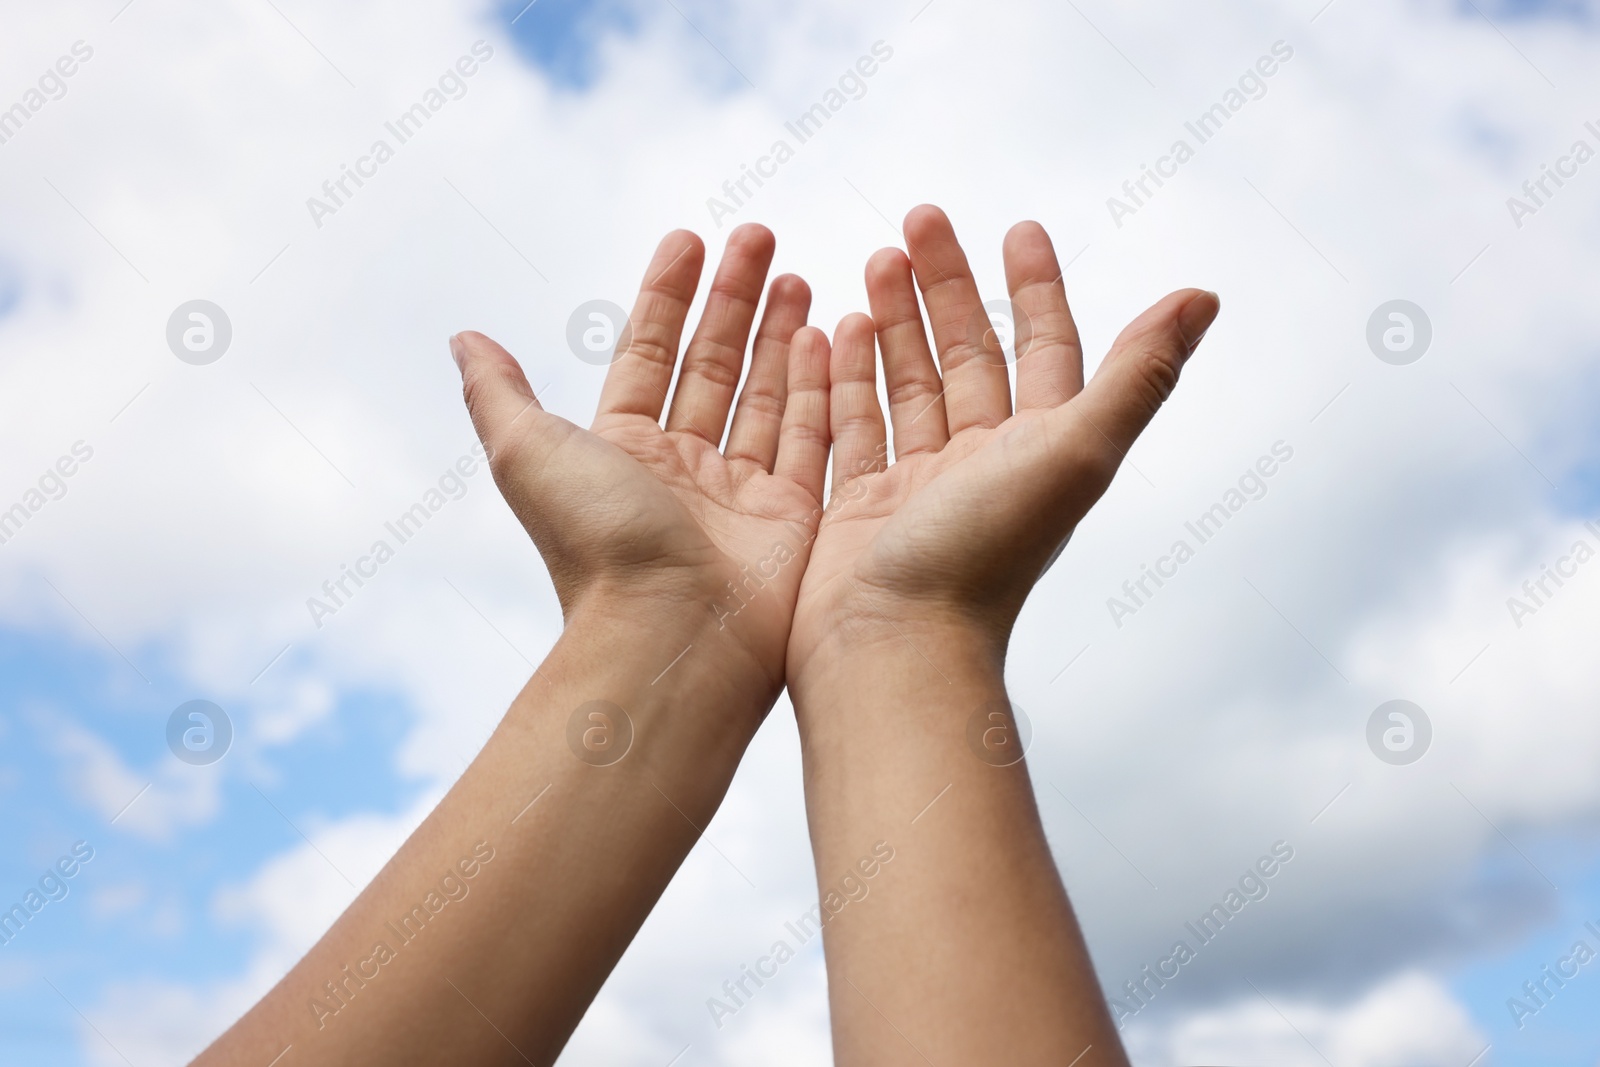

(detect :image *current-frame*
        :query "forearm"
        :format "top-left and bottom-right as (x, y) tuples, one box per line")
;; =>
(197, 600), (769, 1067)
(791, 622), (1128, 1067)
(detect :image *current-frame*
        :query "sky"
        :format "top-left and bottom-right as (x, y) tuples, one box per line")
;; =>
(1, 0), (1599, 1063)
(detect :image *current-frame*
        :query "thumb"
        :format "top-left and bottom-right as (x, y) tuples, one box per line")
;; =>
(1058, 288), (1219, 473)
(450, 330), (546, 462)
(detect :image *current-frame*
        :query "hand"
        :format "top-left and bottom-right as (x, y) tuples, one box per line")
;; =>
(201, 228), (834, 1067)
(788, 205), (1219, 681)
(452, 223), (830, 697)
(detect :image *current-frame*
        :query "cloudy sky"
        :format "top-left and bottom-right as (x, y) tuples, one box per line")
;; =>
(2, 0), (1599, 1063)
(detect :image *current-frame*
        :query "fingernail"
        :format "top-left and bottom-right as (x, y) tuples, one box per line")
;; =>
(449, 333), (465, 371)
(1178, 291), (1221, 354)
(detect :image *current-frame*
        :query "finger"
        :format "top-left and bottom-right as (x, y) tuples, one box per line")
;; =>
(773, 325), (831, 504)
(666, 223), (776, 442)
(866, 247), (948, 459)
(1003, 221), (1085, 410)
(451, 330), (559, 466)
(902, 204), (1012, 434)
(1051, 289), (1219, 482)
(726, 273), (811, 472)
(828, 313), (887, 493)
(595, 230), (705, 423)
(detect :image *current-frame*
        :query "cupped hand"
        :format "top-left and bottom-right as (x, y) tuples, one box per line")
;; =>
(452, 224), (831, 695)
(787, 205), (1220, 681)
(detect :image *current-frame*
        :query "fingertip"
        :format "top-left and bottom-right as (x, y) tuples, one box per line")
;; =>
(1003, 220), (1058, 272)
(452, 329), (513, 366)
(642, 230), (706, 297)
(1176, 289), (1221, 352)
(727, 222), (776, 254)
(792, 324), (830, 351)
(1003, 220), (1066, 290)
(454, 330), (537, 438)
(1003, 219), (1049, 249)
(865, 247), (911, 285)
(903, 203), (950, 240)
(834, 312), (876, 342)
(655, 228), (706, 267)
(901, 205), (968, 283)
(769, 272), (811, 306)
(661, 227), (705, 253)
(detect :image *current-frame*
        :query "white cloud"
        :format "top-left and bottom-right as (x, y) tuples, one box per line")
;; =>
(1126, 971), (1488, 1067)
(46, 715), (222, 842)
(85, 795), (434, 1065)
(88, 880), (148, 920)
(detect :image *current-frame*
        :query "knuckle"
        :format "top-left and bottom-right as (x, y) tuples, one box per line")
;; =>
(460, 365), (494, 417)
(1123, 334), (1185, 415)
(684, 344), (744, 389)
(738, 388), (786, 421)
(783, 421), (829, 450)
(831, 410), (882, 437)
(621, 323), (679, 370)
(707, 278), (761, 305)
(885, 374), (941, 409)
(941, 339), (992, 373)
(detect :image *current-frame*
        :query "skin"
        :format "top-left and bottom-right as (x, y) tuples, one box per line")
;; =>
(191, 207), (1218, 1067)
(785, 205), (1219, 1066)
(192, 223), (833, 1066)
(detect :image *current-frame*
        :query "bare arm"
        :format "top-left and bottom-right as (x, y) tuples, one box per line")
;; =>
(197, 603), (764, 1065)
(195, 224), (830, 1066)
(786, 205), (1220, 1065)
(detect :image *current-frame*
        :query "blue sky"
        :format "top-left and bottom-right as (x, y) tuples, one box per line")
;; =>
(1453, 855), (1600, 1064)
(499, 0), (640, 90)
(0, 623), (423, 1065)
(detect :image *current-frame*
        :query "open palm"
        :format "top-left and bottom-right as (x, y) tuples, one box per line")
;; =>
(789, 206), (1220, 677)
(454, 225), (830, 691)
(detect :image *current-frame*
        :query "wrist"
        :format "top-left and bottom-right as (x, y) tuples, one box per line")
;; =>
(788, 620), (1022, 836)
(789, 613), (1007, 730)
(789, 580), (1007, 699)
(526, 593), (778, 775)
